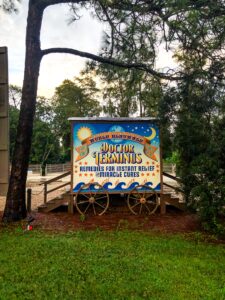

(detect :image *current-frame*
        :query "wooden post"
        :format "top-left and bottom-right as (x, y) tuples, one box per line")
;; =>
(160, 193), (166, 215)
(68, 194), (74, 214)
(27, 188), (32, 213)
(44, 183), (47, 204)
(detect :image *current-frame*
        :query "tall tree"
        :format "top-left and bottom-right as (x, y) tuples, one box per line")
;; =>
(159, 45), (225, 231)
(52, 74), (101, 160)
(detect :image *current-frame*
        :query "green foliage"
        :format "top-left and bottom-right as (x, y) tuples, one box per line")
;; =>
(189, 117), (225, 235)
(97, 67), (139, 117)
(9, 77), (102, 164)
(164, 151), (180, 165)
(0, 230), (225, 299)
(88, 62), (162, 119)
(160, 59), (225, 233)
(52, 75), (102, 160)
(9, 105), (19, 159)
(9, 85), (60, 164)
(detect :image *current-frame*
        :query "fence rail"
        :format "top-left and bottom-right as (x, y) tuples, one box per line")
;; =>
(28, 163), (71, 174)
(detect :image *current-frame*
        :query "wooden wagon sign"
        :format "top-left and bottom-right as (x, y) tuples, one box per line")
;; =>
(69, 117), (162, 215)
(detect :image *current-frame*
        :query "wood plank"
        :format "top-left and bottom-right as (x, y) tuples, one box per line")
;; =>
(163, 182), (184, 193)
(47, 181), (70, 194)
(38, 192), (71, 212)
(40, 171), (71, 185)
(163, 171), (182, 183)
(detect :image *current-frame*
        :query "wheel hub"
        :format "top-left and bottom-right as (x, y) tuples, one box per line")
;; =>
(140, 197), (146, 204)
(89, 196), (95, 203)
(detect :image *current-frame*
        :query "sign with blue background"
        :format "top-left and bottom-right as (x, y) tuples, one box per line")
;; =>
(72, 120), (161, 192)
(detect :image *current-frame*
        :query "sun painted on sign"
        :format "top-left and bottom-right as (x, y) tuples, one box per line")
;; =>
(72, 121), (161, 192)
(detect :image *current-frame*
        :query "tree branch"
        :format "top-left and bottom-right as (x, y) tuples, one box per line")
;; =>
(37, 0), (88, 9)
(41, 47), (183, 80)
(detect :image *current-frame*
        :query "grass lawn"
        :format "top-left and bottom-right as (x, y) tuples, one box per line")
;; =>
(0, 229), (225, 300)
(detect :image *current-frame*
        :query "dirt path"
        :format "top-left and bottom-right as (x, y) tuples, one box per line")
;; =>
(0, 208), (200, 233)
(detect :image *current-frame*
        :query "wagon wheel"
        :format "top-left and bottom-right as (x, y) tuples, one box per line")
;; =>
(74, 182), (109, 216)
(127, 185), (159, 215)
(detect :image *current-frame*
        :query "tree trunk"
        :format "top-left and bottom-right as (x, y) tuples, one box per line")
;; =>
(3, 0), (44, 221)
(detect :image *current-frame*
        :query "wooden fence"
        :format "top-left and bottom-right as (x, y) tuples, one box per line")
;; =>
(28, 163), (71, 174)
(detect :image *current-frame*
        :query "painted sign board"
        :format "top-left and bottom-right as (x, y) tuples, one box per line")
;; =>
(70, 118), (162, 193)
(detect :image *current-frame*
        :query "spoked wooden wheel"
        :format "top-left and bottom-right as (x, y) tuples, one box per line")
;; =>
(127, 185), (159, 215)
(74, 183), (109, 216)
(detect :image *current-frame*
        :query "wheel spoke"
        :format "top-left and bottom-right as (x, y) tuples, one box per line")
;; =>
(81, 194), (90, 200)
(141, 192), (146, 198)
(139, 203), (143, 214)
(95, 202), (106, 209)
(77, 200), (89, 205)
(146, 194), (155, 200)
(146, 200), (156, 205)
(84, 203), (91, 214)
(135, 191), (141, 199)
(93, 190), (98, 197)
(131, 190), (140, 198)
(95, 195), (107, 200)
(131, 202), (140, 209)
(129, 196), (140, 201)
(92, 203), (96, 215)
(144, 203), (151, 213)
